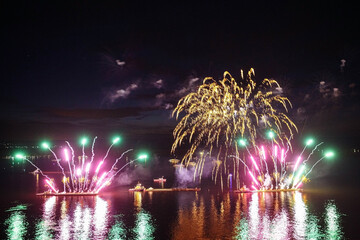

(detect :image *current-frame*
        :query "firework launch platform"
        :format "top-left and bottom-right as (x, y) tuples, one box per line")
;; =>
(234, 188), (302, 193)
(145, 188), (201, 192)
(36, 192), (98, 196)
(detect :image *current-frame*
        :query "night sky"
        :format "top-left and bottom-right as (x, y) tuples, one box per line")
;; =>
(1, 1), (360, 158)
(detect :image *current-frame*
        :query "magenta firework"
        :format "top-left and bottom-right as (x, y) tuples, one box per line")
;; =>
(230, 136), (335, 190)
(15, 137), (148, 194)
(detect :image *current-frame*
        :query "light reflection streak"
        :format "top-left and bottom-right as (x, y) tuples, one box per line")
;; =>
(81, 207), (92, 239)
(58, 199), (70, 240)
(2, 192), (345, 239)
(5, 205), (28, 240)
(108, 216), (126, 240)
(134, 192), (142, 209)
(235, 217), (249, 239)
(133, 209), (155, 240)
(249, 193), (260, 239)
(325, 201), (343, 240)
(73, 203), (83, 239)
(293, 191), (307, 239)
(306, 215), (323, 239)
(94, 196), (109, 239)
(270, 210), (289, 239)
(58, 215), (71, 240)
(35, 196), (56, 240)
(35, 220), (53, 240)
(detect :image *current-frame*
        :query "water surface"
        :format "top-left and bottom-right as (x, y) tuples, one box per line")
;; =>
(0, 174), (356, 239)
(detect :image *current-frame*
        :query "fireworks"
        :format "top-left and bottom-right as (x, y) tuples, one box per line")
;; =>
(170, 68), (337, 190)
(171, 69), (297, 185)
(230, 139), (335, 190)
(15, 137), (149, 194)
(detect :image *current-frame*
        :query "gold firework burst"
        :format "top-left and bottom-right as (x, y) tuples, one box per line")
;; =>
(172, 69), (297, 174)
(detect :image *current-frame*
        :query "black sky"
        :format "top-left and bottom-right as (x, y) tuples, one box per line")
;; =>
(1, 1), (360, 156)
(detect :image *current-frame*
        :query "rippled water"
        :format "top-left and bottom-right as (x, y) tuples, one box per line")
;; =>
(2, 187), (349, 240)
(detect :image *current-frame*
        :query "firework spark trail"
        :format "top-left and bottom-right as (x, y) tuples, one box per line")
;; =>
(303, 156), (326, 180)
(48, 148), (69, 192)
(269, 140), (279, 187)
(279, 134), (293, 181)
(303, 142), (324, 164)
(45, 179), (58, 193)
(280, 143), (292, 181)
(88, 141), (118, 191)
(84, 137), (97, 191)
(248, 170), (259, 186)
(291, 155), (303, 183)
(280, 148), (286, 178)
(102, 142), (116, 163)
(272, 156), (278, 187)
(255, 145), (269, 176)
(80, 143), (86, 191)
(95, 157), (137, 193)
(292, 165), (306, 188)
(199, 153), (207, 182)
(229, 139), (331, 190)
(108, 149), (133, 173)
(93, 173), (107, 192)
(92, 149), (134, 191)
(66, 141), (78, 191)
(229, 155), (251, 171)
(249, 155), (261, 175)
(19, 138), (137, 194)
(63, 148), (75, 192)
(23, 157), (52, 182)
(194, 153), (207, 182)
(88, 161), (103, 191)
